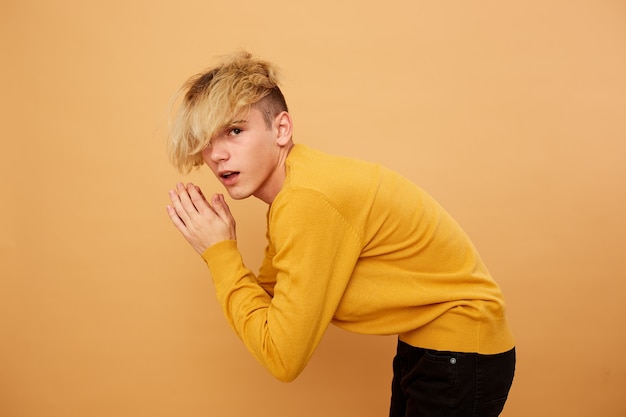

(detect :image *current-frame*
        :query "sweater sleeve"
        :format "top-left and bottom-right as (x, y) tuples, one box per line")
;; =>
(201, 189), (363, 382)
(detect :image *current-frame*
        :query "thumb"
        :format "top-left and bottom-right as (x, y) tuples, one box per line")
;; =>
(212, 194), (235, 224)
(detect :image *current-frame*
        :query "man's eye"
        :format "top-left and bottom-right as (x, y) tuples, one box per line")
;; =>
(229, 128), (242, 136)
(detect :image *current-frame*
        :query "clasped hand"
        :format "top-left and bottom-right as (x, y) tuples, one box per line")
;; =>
(166, 182), (237, 254)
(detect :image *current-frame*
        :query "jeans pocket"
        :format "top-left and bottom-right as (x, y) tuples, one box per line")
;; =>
(474, 348), (516, 417)
(474, 397), (507, 417)
(424, 348), (457, 363)
(402, 349), (458, 416)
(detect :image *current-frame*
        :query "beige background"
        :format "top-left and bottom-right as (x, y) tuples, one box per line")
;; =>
(1, 1), (625, 416)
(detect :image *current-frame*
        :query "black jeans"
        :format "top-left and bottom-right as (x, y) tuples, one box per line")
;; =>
(389, 340), (516, 417)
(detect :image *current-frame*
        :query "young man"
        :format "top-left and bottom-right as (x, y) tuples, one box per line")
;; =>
(166, 51), (515, 417)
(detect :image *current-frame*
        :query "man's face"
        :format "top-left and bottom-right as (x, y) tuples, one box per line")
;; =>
(201, 107), (287, 203)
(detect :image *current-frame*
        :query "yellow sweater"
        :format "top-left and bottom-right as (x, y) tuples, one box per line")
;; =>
(202, 144), (514, 382)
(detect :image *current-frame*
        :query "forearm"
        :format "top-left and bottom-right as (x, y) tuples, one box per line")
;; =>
(202, 240), (314, 382)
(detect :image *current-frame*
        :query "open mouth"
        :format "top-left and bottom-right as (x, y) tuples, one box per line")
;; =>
(221, 171), (240, 179)
(220, 171), (240, 184)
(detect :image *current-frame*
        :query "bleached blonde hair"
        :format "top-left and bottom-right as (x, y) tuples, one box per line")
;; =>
(167, 51), (288, 173)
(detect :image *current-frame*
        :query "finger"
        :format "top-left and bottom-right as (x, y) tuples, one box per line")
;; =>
(166, 204), (188, 233)
(218, 194), (237, 237)
(212, 193), (234, 224)
(187, 183), (213, 215)
(168, 189), (192, 225)
(193, 183), (209, 204)
(175, 182), (202, 215)
(217, 194), (234, 218)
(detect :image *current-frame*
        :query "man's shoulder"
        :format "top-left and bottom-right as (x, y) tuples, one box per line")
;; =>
(287, 144), (380, 184)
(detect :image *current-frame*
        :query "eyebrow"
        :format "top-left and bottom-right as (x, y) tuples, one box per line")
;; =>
(224, 119), (248, 127)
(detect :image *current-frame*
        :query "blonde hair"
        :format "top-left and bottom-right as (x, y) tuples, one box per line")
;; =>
(167, 51), (288, 173)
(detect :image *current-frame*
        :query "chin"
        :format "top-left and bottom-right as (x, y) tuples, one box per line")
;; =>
(226, 190), (252, 200)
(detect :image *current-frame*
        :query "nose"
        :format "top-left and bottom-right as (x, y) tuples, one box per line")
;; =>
(202, 139), (229, 164)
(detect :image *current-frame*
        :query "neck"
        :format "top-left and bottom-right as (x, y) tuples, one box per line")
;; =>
(255, 141), (295, 204)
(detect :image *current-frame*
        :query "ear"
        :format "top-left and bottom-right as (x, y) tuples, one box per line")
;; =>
(274, 111), (293, 146)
